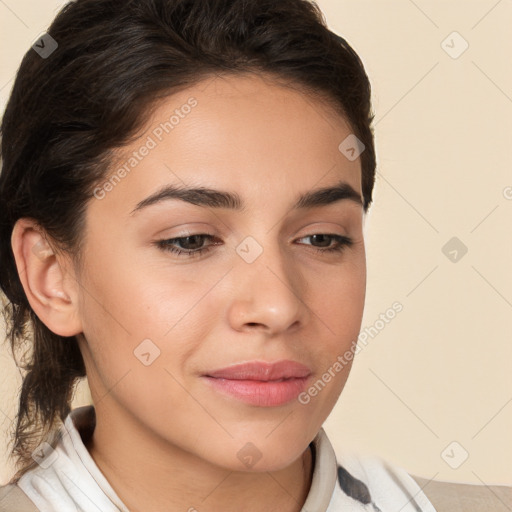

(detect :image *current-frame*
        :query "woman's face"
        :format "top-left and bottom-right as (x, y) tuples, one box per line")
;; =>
(75, 72), (367, 471)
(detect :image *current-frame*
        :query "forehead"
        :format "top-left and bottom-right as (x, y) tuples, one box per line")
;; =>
(93, 72), (363, 217)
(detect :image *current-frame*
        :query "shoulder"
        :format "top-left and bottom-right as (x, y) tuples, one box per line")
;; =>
(331, 450), (437, 511)
(0, 483), (38, 511)
(331, 444), (512, 512)
(410, 474), (512, 512)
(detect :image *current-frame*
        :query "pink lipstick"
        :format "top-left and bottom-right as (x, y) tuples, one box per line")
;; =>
(202, 360), (312, 407)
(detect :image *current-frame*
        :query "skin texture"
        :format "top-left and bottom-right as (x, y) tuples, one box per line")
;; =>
(11, 72), (367, 512)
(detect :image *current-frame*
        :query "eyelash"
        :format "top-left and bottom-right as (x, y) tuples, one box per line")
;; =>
(155, 233), (353, 258)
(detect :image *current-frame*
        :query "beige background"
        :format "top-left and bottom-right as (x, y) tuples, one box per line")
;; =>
(1, 0), (511, 486)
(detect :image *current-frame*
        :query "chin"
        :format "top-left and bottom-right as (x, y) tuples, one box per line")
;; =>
(205, 436), (309, 474)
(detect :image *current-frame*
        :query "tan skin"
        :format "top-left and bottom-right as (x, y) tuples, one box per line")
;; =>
(11, 72), (367, 512)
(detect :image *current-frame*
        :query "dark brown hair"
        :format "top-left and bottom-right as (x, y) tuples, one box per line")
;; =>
(0, 0), (376, 481)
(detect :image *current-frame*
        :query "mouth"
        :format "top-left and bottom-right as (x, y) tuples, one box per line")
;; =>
(202, 360), (312, 407)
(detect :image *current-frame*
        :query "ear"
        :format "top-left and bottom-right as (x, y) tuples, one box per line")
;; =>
(11, 218), (83, 337)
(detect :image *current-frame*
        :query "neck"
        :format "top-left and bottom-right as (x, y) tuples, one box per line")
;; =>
(85, 403), (314, 512)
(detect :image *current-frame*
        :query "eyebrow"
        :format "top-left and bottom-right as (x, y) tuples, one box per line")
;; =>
(129, 179), (363, 215)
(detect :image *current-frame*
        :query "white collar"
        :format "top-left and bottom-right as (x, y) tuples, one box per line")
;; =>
(18, 405), (435, 512)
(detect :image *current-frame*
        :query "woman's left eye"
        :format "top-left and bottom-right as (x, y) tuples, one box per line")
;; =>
(296, 234), (353, 253)
(155, 233), (353, 258)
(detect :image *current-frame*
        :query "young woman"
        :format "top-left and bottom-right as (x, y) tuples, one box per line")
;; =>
(1, 0), (506, 511)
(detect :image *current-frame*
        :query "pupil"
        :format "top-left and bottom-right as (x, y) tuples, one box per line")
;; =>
(313, 234), (330, 247)
(183, 235), (202, 250)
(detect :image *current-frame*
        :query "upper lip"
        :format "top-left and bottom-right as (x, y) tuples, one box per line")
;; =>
(204, 360), (312, 381)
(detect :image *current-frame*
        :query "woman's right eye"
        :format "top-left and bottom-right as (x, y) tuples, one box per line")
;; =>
(155, 234), (219, 257)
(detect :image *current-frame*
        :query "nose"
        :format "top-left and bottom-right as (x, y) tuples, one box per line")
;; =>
(226, 238), (310, 336)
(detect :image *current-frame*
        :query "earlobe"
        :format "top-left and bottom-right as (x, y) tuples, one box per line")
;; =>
(10, 218), (83, 337)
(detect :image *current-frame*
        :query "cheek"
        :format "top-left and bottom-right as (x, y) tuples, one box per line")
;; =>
(298, 256), (365, 407)
(79, 240), (194, 337)
(76, 263), (203, 428)
(76, 245), (216, 390)
(310, 254), (366, 336)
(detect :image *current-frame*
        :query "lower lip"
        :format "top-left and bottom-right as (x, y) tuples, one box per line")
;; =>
(202, 376), (310, 407)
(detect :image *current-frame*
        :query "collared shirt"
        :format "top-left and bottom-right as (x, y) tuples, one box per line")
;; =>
(16, 406), (437, 512)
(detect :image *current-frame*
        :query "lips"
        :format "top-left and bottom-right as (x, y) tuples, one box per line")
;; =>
(205, 360), (312, 381)
(202, 360), (312, 407)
